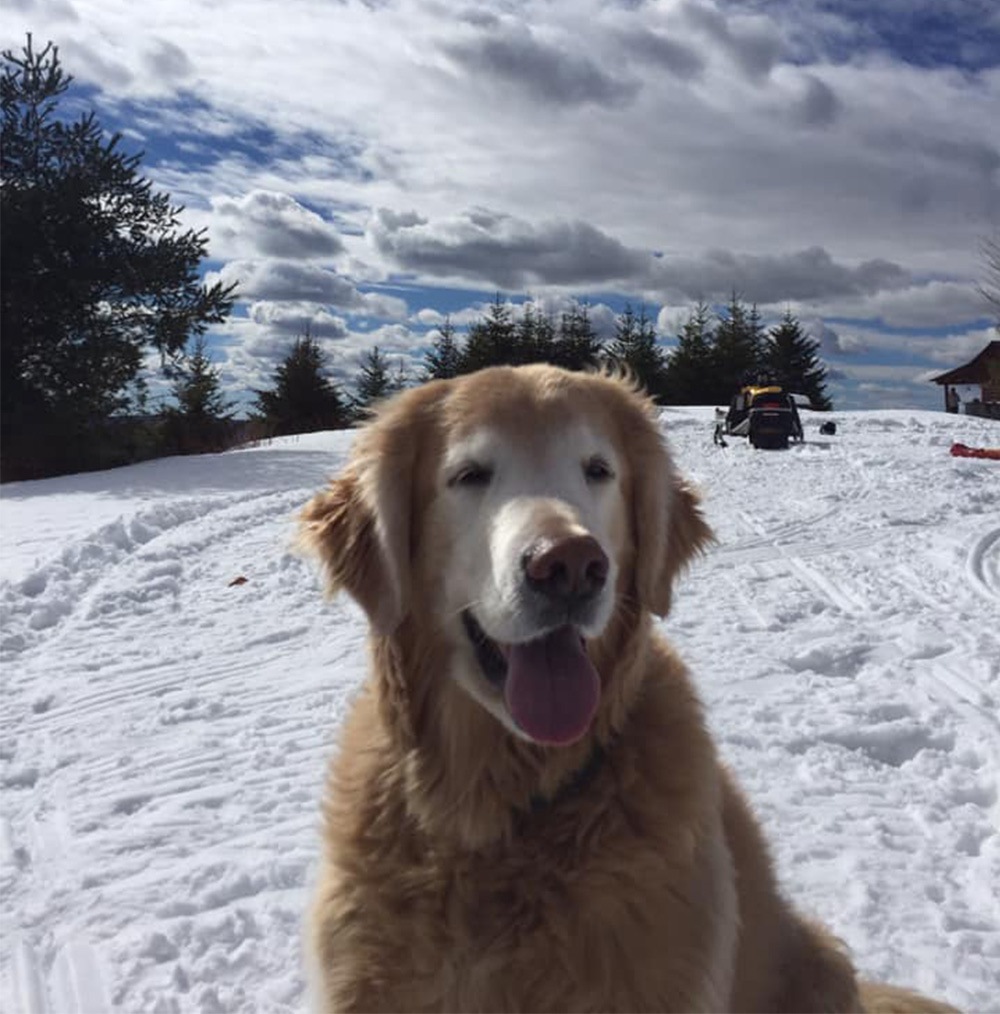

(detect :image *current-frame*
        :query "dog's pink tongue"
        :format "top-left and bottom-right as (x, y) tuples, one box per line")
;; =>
(504, 627), (600, 746)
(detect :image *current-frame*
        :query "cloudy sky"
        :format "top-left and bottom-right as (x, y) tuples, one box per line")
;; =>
(6, 0), (1000, 409)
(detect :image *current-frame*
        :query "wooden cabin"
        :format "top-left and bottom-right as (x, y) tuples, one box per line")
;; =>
(931, 340), (1000, 420)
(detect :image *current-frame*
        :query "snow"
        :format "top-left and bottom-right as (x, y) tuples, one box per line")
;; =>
(2, 410), (1000, 1013)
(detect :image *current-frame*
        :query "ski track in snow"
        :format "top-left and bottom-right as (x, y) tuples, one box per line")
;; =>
(3, 412), (1000, 1012)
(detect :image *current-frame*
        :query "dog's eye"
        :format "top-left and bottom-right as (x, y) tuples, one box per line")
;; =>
(450, 463), (494, 488)
(583, 456), (614, 483)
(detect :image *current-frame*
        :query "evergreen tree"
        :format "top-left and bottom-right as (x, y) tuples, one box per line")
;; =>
(424, 317), (463, 380)
(763, 310), (833, 410)
(554, 303), (603, 371)
(747, 303), (767, 373)
(253, 333), (348, 436)
(513, 301), (539, 364)
(605, 303), (667, 399)
(662, 302), (716, 405)
(1, 36), (235, 478)
(389, 358), (409, 394)
(161, 337), (234, 454)
(711, 293), (762, 401)
(461, 294), (516, 372)
(353, 345), (395, 414)
(532, 308), (557, 364)
(170, 337), (231, 420)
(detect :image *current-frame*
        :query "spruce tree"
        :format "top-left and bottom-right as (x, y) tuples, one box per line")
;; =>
(513, 302), (538, 364)
(554, 304), (603, 371)
(462, 294), (516, 372)
(424, 317), (463, 379)
(388, 358), (409, 394)
(353, 346), (395, 414)
(170, 337), (231, 420)
(1, 36), (235, 477)
(605, 303), (667, 399)
(747, 303), (767, 373)
(763, 310), (833, 410)
(253, 333), (348, 435)
(711, 293), (762, 402)
(162, 337), (234, 454)
(663, 302), (716, 404)
(532, 308), (557, 364)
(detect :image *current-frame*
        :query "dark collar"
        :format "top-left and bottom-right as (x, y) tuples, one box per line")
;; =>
(529, 741), (607, 814)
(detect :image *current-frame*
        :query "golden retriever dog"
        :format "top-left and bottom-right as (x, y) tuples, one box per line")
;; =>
(299, 365), (956, 1013)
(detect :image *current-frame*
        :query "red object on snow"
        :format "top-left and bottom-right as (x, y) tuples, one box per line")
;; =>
(951, 442), (1000, 460)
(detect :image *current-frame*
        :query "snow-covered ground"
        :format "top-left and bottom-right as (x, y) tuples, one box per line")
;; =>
(2, 408), (999, 1013)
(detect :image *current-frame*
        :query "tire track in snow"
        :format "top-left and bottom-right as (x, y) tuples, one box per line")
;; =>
(2, 774), (113, 1014)
(966, 525), (1000, 602)
(914, 655), (1000, 770)
(736, 509), (868, 616)
(0, 489), (304, 665)
(1, 480), (343, 1012)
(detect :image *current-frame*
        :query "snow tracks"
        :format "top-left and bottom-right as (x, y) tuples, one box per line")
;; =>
(668, 412), (1000, 1012)
(1, 441), (360, 1012)
(3, 417), (999, 1012)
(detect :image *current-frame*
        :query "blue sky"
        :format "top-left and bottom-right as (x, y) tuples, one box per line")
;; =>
(5, 0), (999, 410)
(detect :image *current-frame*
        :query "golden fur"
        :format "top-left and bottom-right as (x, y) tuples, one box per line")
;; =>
(299, 365), (956, 1013)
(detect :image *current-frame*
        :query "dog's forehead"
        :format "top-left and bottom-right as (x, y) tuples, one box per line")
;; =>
(440, 368), (620, 449)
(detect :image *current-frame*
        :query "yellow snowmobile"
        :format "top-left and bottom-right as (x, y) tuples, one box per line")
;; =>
(714, 385), (804, 449)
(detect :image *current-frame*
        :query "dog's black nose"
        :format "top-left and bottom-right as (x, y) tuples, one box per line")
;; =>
(522, 535), (609, 604)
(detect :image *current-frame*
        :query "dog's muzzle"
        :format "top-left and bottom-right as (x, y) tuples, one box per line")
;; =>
(460, 607), (602, 747)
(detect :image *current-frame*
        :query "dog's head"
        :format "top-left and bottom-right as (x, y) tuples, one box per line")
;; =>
(299, 365), (711, 749)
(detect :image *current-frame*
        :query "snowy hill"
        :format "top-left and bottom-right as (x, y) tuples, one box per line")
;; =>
(2, 409), (999, 1012)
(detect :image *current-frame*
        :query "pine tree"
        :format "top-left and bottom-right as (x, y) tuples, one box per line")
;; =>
(170, 337), (231, 420)
(389, 358), (409, 394)
(461, 294), (516, 372)
(554, 303), (603, 371)
(513, 302), (538, 364)
(253, 333), (348, 436)
(711, 293), (762, 402)
(605, 303), (667, 399)
(353, 346), (395, 414)
(424, 317), (463, 380)
(763, 310), (833, 410)
(663, 302), (716, 405)
(747, 303), (767, 373)
(161, 337), (234, 454)
(532, 308), (557, 364)
(1, 36), (235, 478)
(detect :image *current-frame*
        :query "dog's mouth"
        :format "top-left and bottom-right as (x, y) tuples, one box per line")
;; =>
(461, 610), (601, 746)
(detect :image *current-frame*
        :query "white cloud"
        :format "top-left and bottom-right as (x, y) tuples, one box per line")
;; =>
(7, 0), (998, 410)
(205, 260), (408, 319)
(246, 301), (350, 339)
(443, 23), (639, 108)
(209, 190), (346, 260)
(656, 304), (693, 337)
(11, 0), (994, 281)
(369, 207), (649, 289)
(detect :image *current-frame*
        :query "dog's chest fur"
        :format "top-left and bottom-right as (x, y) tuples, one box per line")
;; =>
(315, 692), (738, 1013)
(437, 815), (737, 1013)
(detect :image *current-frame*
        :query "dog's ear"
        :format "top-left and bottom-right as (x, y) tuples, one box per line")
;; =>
(298, 385), (443, 634)
(630, 408), (714, 618)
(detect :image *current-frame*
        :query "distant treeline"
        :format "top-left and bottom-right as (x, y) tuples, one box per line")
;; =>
(0, 34), (830, 481)
(240, 292), (832, 448)
(419, 294), (832, 410)
(1, 288), (833, 480)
